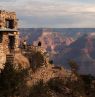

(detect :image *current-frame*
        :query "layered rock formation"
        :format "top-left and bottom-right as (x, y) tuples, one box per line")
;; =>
(53, 33), (95, 76)
(33, 31), (74, 52)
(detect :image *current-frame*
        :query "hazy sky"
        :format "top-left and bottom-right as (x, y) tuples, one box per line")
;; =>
(0, 0), (95, 28)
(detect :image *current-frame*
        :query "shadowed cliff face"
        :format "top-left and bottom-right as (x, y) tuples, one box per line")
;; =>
(53, 33), (95, 75)
(19, 28), (43, 45)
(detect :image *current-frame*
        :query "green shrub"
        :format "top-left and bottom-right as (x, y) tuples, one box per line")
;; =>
(0, 62), (28, 97)
(47, 77), (64, 93)
(47, 77), (86, 97)
(49, 60), (53, 65)
(29, 51), (45, 72)
(29, 80), (52, 97)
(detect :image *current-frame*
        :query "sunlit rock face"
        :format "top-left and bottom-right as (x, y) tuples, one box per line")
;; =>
(14, 53), (30, 70)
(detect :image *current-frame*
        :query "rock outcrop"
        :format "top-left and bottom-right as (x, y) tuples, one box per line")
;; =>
(14, 53), (30, 70)
(27, 65), (70, 87)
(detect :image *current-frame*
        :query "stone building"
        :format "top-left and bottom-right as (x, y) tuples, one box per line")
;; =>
(0, 10), (19, 68)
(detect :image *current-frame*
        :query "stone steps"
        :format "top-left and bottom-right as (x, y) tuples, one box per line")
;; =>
(6, 54), (14, 63)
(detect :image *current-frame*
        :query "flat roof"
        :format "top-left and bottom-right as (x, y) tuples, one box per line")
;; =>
(0, 28), (18, 32)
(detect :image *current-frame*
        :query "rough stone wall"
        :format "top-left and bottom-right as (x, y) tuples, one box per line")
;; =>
(0, 44), (6, 69)
(2, 32), (9, 54)
(0, 10), (19, 69)
(14, 32), (19, 50)
(0, 31), (19, 55)
(0, 10), (18, 29)
(0, 10), (19, 52)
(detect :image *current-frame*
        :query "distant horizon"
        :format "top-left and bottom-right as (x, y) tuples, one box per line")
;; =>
(19, 27), (95, 29)
(0, 0), (95, 28)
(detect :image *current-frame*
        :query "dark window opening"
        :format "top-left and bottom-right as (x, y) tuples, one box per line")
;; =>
(6, 19), (14, 29)
(8, 36), (15, 50)
(0, 32), (3, 43)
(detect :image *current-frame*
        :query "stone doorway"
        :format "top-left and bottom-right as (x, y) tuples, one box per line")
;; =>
(8, 35), (15, 53)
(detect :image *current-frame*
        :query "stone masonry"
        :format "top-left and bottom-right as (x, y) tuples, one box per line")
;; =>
(0, 10), (19, 69)
(0, 10), (18, 29)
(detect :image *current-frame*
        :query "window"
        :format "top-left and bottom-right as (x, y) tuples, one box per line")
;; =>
(6, 19), (14, 29)
(0, 32), (3, 43)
